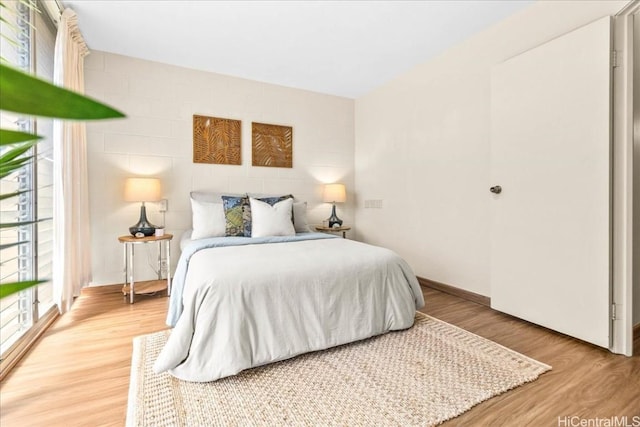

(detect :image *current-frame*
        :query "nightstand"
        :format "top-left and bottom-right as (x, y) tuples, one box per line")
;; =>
(118, 234), (173, 304)
(315, 226), (351, 238)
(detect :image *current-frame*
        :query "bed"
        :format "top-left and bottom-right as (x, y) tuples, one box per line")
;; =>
(152, 194), (424, 383)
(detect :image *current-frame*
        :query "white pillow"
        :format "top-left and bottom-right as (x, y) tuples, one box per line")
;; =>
(250, 197), (295, 238)
(293, 201), (312, 233)
(190, 198), (226, 240)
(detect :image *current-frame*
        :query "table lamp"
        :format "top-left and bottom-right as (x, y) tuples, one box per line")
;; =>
(323, 183), (346, 228)
(124, 177), (161, 236)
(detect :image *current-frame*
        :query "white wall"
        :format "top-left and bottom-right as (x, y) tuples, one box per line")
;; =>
(355, 0), (629, 297)
(84, 52), (354, 285)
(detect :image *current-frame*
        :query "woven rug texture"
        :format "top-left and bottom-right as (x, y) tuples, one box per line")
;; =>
(127, 312), (551, 426)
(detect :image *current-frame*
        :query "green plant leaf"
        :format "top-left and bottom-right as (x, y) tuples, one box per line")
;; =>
(0, 280), (43, 299)
(0, 240), (28, 251)
(0, 189), (29, 201)
(17, 0), (40, 13)
(0, 63), (125, 119)
(0, 23), (19, 50)
(0, 128), (41, 145)
(0, 156), (33, 170)
(0, 15), (18, 32)
(0, 139), (36, 162)
(0, 155), (33, 179)
(0, 154), (32, 166)
(0, 219), (43, 228)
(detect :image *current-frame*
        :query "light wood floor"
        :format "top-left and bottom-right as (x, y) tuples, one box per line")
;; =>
(1, 286), (638, 426)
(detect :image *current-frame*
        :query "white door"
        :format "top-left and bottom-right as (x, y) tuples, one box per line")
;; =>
(490, 17), (612, 348)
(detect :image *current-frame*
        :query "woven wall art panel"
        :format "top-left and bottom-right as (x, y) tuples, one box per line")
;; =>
(252, 122), (292, 168)
(193, 115), (241, 165)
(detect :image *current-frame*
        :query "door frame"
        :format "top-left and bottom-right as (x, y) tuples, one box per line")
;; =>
(611, 0), (638, 356)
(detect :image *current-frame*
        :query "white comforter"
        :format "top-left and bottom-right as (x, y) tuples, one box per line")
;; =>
(153, 237), (424, 382)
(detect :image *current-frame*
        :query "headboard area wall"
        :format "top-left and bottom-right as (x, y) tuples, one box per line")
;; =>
(84, 51), (355, 286)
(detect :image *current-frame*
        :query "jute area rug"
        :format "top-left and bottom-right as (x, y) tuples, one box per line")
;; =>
(127, 312), (550, 426)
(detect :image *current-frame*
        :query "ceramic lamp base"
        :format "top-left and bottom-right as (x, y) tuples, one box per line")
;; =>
(129, 204), (157, 236)
(327, 204), (343, 228)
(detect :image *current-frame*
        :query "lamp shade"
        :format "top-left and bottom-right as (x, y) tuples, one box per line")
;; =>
(323, 183), (346, 203)
(124, 178), (161, 202)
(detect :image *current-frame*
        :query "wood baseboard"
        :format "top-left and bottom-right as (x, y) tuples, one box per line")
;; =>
(0, 307), (59, 382)
(417, 276), (490, 307)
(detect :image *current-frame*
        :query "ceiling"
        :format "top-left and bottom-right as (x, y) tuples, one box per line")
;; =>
(61, 0), (533, 99)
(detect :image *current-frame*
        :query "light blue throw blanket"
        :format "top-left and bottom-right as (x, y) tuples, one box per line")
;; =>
(167, 232), (337, 326)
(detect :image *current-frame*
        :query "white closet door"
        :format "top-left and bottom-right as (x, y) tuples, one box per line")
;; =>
(490, 16), (611, 348)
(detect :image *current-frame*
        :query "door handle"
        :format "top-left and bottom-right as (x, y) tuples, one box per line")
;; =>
(490, 185), (502, 194)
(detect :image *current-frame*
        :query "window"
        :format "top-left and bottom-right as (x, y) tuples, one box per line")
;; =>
(0, 1), (57, 360)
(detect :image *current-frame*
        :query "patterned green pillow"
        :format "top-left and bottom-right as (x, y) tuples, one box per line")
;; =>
(221, 196), (249, 237)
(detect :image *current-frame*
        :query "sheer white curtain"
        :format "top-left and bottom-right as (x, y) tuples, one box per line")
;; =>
(52, 9), (91, 313)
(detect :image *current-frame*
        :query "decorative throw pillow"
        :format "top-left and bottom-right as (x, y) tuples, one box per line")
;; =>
(250, 197), (295, 238)
(222, 195), (250, 237)
(292, 201), (312, 233)
(255, 195), (292, 205)
(190, 198), (226, 240)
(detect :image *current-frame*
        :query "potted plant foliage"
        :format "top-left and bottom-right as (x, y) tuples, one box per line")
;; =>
(0, 1), (124, 298)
